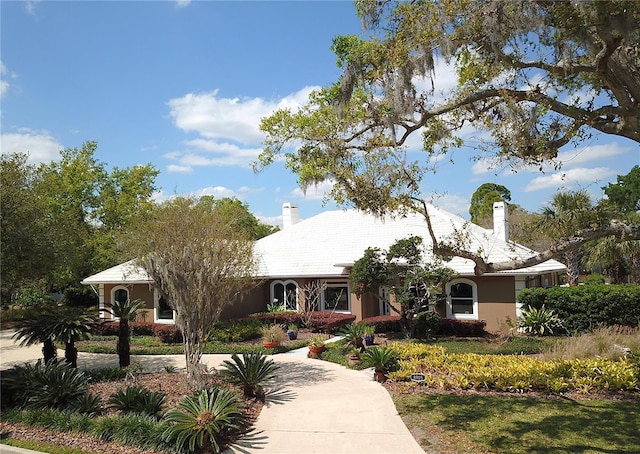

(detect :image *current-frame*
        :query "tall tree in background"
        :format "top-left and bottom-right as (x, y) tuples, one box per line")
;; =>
(201, 196), (278, 240)
(537, 190), (594, 285)
(128, 197), (256, 386)
(469, 183), (511, 226)
(258, 0), (640, 275)
(1, 142), (158, 302)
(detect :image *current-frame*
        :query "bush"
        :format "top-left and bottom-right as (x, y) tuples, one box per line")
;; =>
(153, 324), (183, 344)
(438, 319), (487, 337)
(209, 320), (264, 342)
(1, 360), (90, 410)
(92, 414), (171, 451)
(107, 386), (166, 418)
(363, 315), (402, 332)
(518, 285), (640, 333)
(94, 321), (120, 336)
(219, 352), (280, 399)
(163, 387), (246, 453)
(130, 322), (155, 336)
(518, 305), (564, 336)
(413, 311), (441, 338)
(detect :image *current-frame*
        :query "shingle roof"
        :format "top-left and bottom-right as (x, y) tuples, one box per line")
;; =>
(253, 207), (566, 278)
(81, 260), (151, 284)
(82, 206), (566, 284)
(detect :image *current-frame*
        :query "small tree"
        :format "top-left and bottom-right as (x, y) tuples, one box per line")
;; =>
(129, 197), (256, 387)
(47, 308), (96, 368)
(12, 310), (58, 364)
(101, 298), (144, 367)
(351, 236), (456, 337)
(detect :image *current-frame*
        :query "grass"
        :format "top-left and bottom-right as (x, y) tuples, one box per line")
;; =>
(426, 335), (556, 355)
(393, 392), (640, 454)
(75, 335), (309, 355)
(1, 439), (96, 454)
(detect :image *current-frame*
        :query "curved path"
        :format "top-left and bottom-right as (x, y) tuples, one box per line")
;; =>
(0, 331), (424, 454)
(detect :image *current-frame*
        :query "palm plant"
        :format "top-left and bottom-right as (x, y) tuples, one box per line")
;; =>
(163, 386), (246, 453)
(101, 298), (144, 367)
(339, 322), (366, 349)
(107, 385), (166, 418)
(48, 308), (96, 368)
(12, 310), (58, 363)
(361, 346), (398, 382)
(537, 190), (593, 285)
(518, 305), (563, 336)
(585, 236), (640, 284)
(219, 352), (279, 399)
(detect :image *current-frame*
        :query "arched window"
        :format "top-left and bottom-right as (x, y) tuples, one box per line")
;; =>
(109, 286), (129, 320)
(270, 280), (299, 311)
(446, 279), (478, 320)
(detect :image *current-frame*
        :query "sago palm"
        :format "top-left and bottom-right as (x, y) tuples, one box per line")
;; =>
(102, 298), (144, 367)
(12, 310), (58, 363)
(219, 352), (279, 399)
(163, 386), (245, 453)
(48, 308), (96, 368)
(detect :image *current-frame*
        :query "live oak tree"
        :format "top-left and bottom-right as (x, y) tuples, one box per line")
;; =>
(129, 197), (256, 386)
(258, 0), (640, 274)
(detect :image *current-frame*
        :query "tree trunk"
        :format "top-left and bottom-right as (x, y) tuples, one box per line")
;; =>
(564, 250), (581, 286)
(118, 319), (131, 368)
(42, 338), (57, 364)
(183, 328), (204, 388)
(65, 341), (77, 368)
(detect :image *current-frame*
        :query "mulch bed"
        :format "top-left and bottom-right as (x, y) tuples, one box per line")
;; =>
(1, 372), (263, 454)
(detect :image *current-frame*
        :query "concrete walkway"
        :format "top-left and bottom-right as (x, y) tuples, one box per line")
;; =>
(0, 330), (424, 454)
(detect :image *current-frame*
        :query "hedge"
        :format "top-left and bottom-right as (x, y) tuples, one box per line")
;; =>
(518, 284), (640, 334)
(362, 315), (487, 337)
(239, 311), (356, 332)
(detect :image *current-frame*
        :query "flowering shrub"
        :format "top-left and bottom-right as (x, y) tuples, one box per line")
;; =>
(153, 325), (183, 344)
(363, 315), (401, 332)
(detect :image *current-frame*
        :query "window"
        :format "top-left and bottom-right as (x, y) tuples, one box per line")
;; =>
(322, 283), (350, 312)
(270, 280), (299, 311)
(109, 286), (129, 320)
(156, 295), (175, 322)
(446, 279), (478, 320)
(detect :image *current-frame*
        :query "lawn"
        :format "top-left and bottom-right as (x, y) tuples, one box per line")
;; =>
(393, 392), (640, 454)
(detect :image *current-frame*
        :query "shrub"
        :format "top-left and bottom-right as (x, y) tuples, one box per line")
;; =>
(413, 311), (441, 338)
(340, 322), (367, 348)
(518, 305), (564, 336)
(163, 387), (246, 453)
(219, 352), (280, 399)
(438, 319), (487, 337)
(361, 346), (399, 373)
(2, 360), (90, 410)
(94, 321), (120, 336)
(107, 386), (166, 418)
(363, 315), (402, 332)
(209, 320), (263, 342)
(68, 393), (103, 416)
(130, 322), (155, 336)
(154, 324), (183, 344)
(518, 285), (640, 333)
(93, 414), (171, 451)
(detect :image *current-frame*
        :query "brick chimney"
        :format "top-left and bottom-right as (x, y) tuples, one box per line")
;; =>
(492, 201), (509, 241)
(282, 202), (300, 229)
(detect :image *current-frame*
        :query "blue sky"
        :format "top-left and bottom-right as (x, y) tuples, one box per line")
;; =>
(2, 0), (638, 227)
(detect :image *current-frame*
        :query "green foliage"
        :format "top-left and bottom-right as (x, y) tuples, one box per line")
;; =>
(219, 352), (280, 398)
(412, 311), (441, 338)
(518, 285), (640, 333)
(163, 387), (246, 453)
(469, 183), (511, 224)
(2, 408), (93, 433)
(518, 305), (564, 336)
(68, 393), (103, 416)
(579, 273), (606, 285)
(101, 298), (144, 367)
(107, 386), (166, 418)
(361, 346), (399, 373)
(339, 322), (367, 348)
(92, 414), (171, 450)
(1, 360), (90, 410)
(602, 165), (640, 214)
(350, 247), (389, 296)
(209, 319), (263, 342)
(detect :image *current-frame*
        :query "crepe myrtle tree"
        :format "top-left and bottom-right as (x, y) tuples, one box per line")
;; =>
(129, 197), (256, 387)
(351, 236), (456, 337)
(257, 0), (640, 274)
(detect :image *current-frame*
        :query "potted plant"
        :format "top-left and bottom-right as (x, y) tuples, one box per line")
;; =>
(339, 322), (366, 349)
(261, 324), (285, 348)
(287, 323), (298, 340)
(363, 324), (376, 346)
(347, 347), (361, 367)
(361, 346), (398, 382)
(307, 335), (326, 357)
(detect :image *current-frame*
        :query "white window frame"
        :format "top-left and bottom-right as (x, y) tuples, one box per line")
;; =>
(322, 282), (350, 313)
(379, 286), (391, 316)
(446, 279), (478, 320)
(270, 280), (299, 311)
(154, 289), (176, 324)
(109, 286), (130, 321)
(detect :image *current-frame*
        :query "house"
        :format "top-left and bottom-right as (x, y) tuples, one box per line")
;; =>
(82, 202), (566, 332)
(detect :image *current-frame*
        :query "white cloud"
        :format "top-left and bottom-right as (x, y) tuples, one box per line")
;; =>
(175, 0), (191, 8)
(290, 179), (335, 201)
(25, 1), (37, 15)
(549, 143), (630, 169)
(0, 129), (62, 163)
(167, 164), (193, 174)
(167, 86), (318, 147)
(1, 61), (18, 98)
(523, 167), (617, 192)
(428, 193), (470, 219)
(192, 186), (238, 199)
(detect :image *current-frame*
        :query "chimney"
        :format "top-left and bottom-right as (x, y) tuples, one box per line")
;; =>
(282, 202), (300, 229)
(492, 201), (509, 242)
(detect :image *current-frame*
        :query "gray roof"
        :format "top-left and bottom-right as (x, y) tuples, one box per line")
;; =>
(254, 207), (566, 278)
(82, 206), (566, 285)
